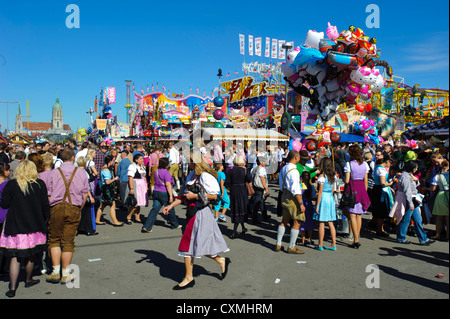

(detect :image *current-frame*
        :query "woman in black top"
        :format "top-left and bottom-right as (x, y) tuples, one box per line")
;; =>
(0, 160), (50, 297)
(226, 154), (251, 238)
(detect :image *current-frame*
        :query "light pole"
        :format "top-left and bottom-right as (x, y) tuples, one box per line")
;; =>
(281, 42), (293, 113)
(0, 100), (19, 133)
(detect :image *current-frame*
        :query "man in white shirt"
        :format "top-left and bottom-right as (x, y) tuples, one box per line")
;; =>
(274, 145), (285, 179)
(74, 142), (89, 162)
(275, 150), (305, 254)
(249, 156), (270, 223)
(168, 142), (180, 192)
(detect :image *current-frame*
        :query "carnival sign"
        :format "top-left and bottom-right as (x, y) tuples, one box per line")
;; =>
(221, 76), (268, 103)
(96, 119), (107, 130)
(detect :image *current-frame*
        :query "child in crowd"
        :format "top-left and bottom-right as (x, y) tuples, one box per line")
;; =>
(213, 163), (230, 222)
(299, 171), (316, 246)
(314, 158), (337, 251)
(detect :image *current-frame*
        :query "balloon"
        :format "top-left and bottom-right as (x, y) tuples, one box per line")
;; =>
(293, 45), (325, 67)
(213, 96), (224, 107)
(281, 23), (392, 125)
(326, 22), (339, 41)
(213, 109), (224, 120)
(213, 122), (224, 128)
(355, 104), (365, 112)
(305, 30), (324, 49)
(292, 140), (301, 152)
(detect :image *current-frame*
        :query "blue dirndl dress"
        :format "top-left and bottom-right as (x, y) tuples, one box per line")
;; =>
(313, 175), (336, 222)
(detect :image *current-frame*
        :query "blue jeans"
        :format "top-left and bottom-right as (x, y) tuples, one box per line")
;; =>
(143, 191), (179, 230)
(397, 204), (429, 244)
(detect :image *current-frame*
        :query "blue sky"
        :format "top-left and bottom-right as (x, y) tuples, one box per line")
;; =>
(0, 0), (448, 133)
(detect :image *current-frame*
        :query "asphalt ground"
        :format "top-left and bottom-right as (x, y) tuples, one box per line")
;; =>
(0, 181), (448, 305)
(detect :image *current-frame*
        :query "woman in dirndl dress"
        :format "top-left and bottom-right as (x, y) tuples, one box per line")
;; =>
(341, 144), (371, 249)
(126, 154), (148, 224)
(163, 150), (230, 290)
(371, 152), (396, 237)
(0, 160), (50, 297)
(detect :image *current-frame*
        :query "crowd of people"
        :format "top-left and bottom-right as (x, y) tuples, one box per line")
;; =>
(0, 135), (448, 295)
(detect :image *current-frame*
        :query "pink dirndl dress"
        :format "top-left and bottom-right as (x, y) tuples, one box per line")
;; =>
(131, 164), (148, 207)
(0, 224), (47, 258)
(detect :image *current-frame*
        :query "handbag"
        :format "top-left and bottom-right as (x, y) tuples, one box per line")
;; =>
(245, 167), (255, 196)
(340, 162), (356, 208)
(124, 193), (137, 207)
(246, 182), (255, 196)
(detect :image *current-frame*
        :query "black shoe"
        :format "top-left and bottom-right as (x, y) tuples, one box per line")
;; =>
(173, 280), (195, 290)
(5, 283), (16, 298)
(25, 279), (40, 288)
(86, 232), (99, 236)
(229, 232), (240, 239)
(350, 242), (361, 249)
(221, 258), (231, 280)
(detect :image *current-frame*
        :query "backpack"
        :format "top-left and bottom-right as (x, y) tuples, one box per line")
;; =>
(252, 166), (264, 190)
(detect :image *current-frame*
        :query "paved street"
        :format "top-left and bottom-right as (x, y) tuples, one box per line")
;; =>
(1, 182), (448, 300)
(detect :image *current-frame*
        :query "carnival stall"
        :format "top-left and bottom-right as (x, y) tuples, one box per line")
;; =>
(201, 127), (289, 142)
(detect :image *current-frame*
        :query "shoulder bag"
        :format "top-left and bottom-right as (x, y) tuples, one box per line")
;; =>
(340, 162), (356, 208)
(245, 167), (255, 196)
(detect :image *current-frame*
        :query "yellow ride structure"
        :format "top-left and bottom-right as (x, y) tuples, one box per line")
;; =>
(346, 76), (449, 126)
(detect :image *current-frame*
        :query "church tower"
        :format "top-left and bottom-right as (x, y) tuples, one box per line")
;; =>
(15, 103), (23, 134)
(52, 95), (64, 131)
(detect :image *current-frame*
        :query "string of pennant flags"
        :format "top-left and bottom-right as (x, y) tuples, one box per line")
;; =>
(239, 34), (294, 60)
(133, 81), (221, 99)
(130, 33), (296, 100)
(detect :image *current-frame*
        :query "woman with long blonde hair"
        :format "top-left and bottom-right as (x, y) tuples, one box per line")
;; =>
(0, 160), (50, 297)
(163, 150), (230, 290)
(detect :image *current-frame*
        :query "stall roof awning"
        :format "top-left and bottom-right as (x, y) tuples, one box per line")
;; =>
(201, 128), (289, 141)
(289, 129), (367, 143)
(401, 116), (449, 140)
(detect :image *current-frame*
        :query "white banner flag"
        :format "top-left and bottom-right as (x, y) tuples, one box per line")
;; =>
(255, 37), (262, 56)
(271, 38), (278, 59)
(265, 37), (270, 57)
(278, 40), (286, 59)
(248, 35), (253, 56)
(239, 34), (245, 55)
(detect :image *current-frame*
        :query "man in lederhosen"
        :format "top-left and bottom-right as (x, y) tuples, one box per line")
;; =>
(275, 150), (306, 254)
(46, 148), (89, 284)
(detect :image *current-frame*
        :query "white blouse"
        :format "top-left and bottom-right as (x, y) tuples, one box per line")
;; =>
(128, 163), (146, 178)
(185, 171), (220, 195)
